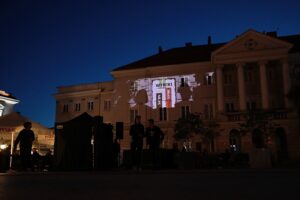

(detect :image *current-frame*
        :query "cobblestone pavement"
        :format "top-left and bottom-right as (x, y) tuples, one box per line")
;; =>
(0, 169), (299, 200)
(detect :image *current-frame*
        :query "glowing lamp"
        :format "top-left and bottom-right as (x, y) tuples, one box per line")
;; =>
(0, 144), (7, 150)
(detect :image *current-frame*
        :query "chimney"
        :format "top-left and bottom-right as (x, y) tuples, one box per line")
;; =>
(266, 31), (277, 37)
(208, 36), (212, 45)
(158, 46), (163, 54)
(185, 42), (192, 47)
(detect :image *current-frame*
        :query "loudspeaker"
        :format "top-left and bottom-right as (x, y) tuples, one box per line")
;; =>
(116, 122), (123, 139)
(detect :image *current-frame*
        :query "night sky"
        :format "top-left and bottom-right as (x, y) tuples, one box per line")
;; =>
(1, 0), (300, 127)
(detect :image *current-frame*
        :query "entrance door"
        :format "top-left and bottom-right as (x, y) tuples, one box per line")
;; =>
(274, 128), (288, 162)
(229, 129), (241, 152)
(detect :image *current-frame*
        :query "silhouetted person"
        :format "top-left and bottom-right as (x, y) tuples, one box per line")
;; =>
(13, 122), (35, 171)
(43, 149), (53, 171)
(130, 115), (144, 170)
(146, 119), (164, 169)
(113, 139), (120, 168)
(0, 145), (10, 172)
(32, 148), (40, 171)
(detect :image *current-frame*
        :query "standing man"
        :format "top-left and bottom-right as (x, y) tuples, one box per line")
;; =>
(129, 115), (144, 170)
(146, 119), (164, 170)
(13, 122), (35, 171)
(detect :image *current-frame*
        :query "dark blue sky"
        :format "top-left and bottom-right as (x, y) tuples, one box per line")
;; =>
(1, 0), (300, 127)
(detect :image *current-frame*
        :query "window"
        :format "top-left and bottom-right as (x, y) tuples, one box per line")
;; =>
(224, 73), (233, 84)
(181, 106), (190, 119)
(252, 129), (265, 148)
(247, 101), (256, 111)
(204, 104), (214, 119)
(159, 107), (167, 121)
(225, 103), (234, 112)
(245, 69), (254, 83)
(130, 81), (138, 92)
(130, 109), (138, 123)
(268, 69), (277, 81)
(209, 138), (215, 153)
(75, 103), (81, 112)
(63, 104), (69, 113)
(180, 77), (189, 87)
(104, 100), (111, 111)
(204, 72), (214, 85)
(87, 101), (94, 111)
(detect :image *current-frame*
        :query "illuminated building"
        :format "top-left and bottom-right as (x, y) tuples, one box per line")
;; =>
(0, 90), (19, 117)
(54, 29), (300, 161)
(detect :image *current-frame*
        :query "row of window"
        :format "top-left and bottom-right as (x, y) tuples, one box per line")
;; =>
(225, 101), (257, 112)
(130, 104), (214, 123)
(224, 68), (280, 85)
(130, 69), (280, 91)
(62, 100), (111, 113)
(63, 100), (258, 114)
(130, 73), (215, 92)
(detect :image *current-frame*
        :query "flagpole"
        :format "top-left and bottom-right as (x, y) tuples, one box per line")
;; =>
(10, 131), (14, 168)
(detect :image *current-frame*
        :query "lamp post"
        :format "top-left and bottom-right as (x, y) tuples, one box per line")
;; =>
(10, 131), (14, 169)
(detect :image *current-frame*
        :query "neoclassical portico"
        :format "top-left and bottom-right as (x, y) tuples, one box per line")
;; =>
(212, 29), (293, 113)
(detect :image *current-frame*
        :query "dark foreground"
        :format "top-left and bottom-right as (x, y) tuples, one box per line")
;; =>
(0, 169), (299, 200)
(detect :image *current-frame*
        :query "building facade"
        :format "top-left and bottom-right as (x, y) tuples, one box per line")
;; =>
(54, 30), (300, 160)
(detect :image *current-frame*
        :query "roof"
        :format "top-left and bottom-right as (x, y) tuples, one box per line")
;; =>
(0, 90), (17, 100)
(112, 43), (224, 71)
(0, 112), (50, 130)
(0, 112), (28, 127)
(279, 34), (300, 53)
(112, 33), (300, 72)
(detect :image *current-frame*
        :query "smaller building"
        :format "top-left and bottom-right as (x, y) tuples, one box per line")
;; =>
(0, 90), (19, 117)
(0, 89), (54, 155)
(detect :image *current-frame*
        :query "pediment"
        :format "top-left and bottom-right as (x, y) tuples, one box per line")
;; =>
(212, 29), (293, 63)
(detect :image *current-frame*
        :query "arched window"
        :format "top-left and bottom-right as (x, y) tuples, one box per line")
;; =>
(229, 129), (241, 152)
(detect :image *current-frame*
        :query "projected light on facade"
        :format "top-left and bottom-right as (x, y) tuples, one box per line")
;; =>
(128, 74), (199, 108)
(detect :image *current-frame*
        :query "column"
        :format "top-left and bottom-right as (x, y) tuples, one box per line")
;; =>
(216, 65), (224, 112)
(259, 61), (269, 109)
(281, 58), (291, 108)
(237, 63), (246, 111)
